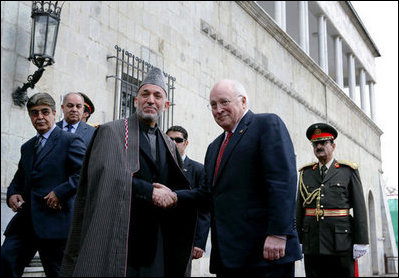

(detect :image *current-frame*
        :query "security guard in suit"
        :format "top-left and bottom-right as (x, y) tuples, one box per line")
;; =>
(296, 123), (369, 277)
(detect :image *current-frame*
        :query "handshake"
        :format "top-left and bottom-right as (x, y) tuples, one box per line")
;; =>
(152, 183), (178, 208)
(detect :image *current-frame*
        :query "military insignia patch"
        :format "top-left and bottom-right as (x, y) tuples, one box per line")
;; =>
(334, 162), (340, 168)
(314, 128), (321, 135)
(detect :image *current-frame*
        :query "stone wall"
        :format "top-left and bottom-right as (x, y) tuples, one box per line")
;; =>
(1, 1), (387, 276)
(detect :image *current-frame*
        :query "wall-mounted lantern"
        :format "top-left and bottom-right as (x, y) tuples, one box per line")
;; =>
(12, 1), (63, 107)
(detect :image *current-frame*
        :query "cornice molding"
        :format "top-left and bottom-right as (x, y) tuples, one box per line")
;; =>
(200, 1), (382, 161)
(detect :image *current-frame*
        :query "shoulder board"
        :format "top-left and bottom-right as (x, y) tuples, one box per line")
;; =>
(88, 123), (100, 128)
(337, 160), (359, 170)
(298, 162), (318, 172)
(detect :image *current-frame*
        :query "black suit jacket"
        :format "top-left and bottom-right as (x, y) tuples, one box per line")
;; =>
(56, 120), (95, 147)
(204, 110), (301, 270)
(183, 156), (210, 250)
(5, 126), (86, 239)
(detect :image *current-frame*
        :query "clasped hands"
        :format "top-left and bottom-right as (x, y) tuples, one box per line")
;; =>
(152, 183), (177, 208)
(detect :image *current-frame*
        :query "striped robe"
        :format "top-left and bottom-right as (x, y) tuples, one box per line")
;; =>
(60, 113), (195, 277)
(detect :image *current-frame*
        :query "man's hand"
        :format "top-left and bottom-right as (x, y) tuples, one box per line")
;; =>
(152, 183), (177, 208)
(263, 235), (287, 261)
(8, 194), (25, 212)
(192, 247), (204, 259)
(44, 190), (62, 210)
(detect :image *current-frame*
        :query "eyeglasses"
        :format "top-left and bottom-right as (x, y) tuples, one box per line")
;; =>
(29, 108), (51, 117)
(169, 137), (185, 143)
(207, 96), (243, 111)
(312, 140), (331, 147)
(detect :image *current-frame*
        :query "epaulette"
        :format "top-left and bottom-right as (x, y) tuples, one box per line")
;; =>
(337, 160), (359, 170)
(298, 162), (318, 172)
(88, 123), (100, 128)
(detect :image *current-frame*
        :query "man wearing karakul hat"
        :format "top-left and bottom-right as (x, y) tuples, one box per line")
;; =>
(296, 122), (369, 277)
(60, 67), (197, 277)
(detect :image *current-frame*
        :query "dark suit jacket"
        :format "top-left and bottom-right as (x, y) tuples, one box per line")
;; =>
(56, 120), (95, 147)
(204, 110), (301, 270)
(296, 159), (369, 255)
(5, 126), (86, 239)
(183, 156), (210, 250)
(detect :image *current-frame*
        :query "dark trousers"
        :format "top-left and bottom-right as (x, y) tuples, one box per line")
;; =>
(215, 263), (295, 277)
(304, 254), (355, 277)
(1, 232), (66, 277)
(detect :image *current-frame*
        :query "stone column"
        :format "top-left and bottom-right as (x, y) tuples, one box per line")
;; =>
(299, 1), (309, 54)
(359, 68), (367, 113)
(369, 81), (376, 121)
(318, 15), (328, 73)
(275, 1), (286, 31)
(334, 36), (343, 88)
(348, 53), (356, 102)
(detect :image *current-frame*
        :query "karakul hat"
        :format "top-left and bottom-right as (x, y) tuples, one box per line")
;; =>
(138, 67), (167, 95)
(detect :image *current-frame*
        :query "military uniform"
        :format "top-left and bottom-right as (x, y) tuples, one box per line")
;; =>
(296, 123), (369, 277)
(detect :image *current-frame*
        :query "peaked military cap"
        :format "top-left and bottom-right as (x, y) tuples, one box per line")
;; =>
(80, 93), (95, 115)
(138, 67), (168, 95)
(306, 122), (338, 142)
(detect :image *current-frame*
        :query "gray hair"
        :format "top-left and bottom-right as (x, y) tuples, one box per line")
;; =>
(224, 79), (249, 107)
(62, 92), (84, 105)
(27, 93), (56, 112)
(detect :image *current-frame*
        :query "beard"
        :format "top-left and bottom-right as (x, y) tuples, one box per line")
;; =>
(136, 105), (163, 123)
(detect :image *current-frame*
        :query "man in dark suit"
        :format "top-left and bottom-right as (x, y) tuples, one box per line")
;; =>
(202, 79), (301, 276)
(296, 123), (369, 277)
(166, 125), (210, 276)
(1, 93), (86, 277)
(56, 92), (95, 147)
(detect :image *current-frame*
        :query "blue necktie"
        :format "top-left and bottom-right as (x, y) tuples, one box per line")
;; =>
(34, 135), (44, 156)
(66, 124), (73, 132)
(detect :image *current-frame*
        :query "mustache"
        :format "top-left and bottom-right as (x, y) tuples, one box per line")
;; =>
(316, 148), (324, 153)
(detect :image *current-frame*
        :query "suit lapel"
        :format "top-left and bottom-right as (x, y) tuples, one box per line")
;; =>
(34, 127), (61, 166)
(208, 134), (224, 183)
(214, 111), (253, 182)
(183, 157), (191, 175)
(323, 159), (339, 182)
(75, 121), (86, 136)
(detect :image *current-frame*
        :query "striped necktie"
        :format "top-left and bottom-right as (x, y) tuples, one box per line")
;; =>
(34, 135), (44, 156)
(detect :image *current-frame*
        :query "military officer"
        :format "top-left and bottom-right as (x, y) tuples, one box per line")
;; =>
(296, 123), (369, 277)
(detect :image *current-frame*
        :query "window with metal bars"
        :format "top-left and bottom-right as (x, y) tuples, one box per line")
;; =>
(106, 45), (175, 131)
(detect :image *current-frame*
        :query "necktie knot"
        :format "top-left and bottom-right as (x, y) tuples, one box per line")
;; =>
(66, 124), (73, 132)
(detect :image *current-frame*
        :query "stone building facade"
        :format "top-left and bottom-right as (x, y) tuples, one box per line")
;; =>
(1, 1), (397, 276)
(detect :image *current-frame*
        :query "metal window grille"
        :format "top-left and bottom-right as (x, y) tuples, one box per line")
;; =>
(106, 45), (175, 131)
